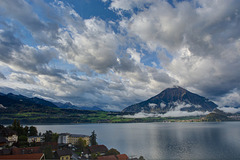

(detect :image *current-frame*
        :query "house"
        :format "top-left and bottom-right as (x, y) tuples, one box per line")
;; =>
(58, 133), (90, 145)
(0, 148), (11, 155)
(0, 137), (8, 149)
(12, 146), (42, 155)
(28, 136), (44, 143)
(55, 149), (72, 160)
(0, 153), (45, 160)
(58, 133), (69, 144)
(116, 154), (129, 160)
(97, 154), (129, 160)
(0, 128), (18, 146)
(40, 142), (58, 151)
(89, 145), (108, 155)
(97, 155), (118, 160)
(68, 134), (90, 145)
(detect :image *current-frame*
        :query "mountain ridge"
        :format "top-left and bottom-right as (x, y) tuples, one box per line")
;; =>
(122, 86), (218, 113)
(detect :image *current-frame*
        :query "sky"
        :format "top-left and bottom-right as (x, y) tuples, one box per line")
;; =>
(0, 0), (240, 111)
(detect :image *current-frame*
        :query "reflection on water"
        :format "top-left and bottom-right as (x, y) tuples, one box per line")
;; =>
(35, 122), (240, 160)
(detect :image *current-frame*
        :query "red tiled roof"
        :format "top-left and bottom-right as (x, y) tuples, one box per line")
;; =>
(89, 145), (108, 153)
(97, 155), (118, 160)
(116, 154), (129, 160)
(12, 146), (41, 155)
(0, 153), (44, 159)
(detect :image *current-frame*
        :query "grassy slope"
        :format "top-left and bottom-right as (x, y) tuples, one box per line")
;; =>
(0, 109), (204, 124)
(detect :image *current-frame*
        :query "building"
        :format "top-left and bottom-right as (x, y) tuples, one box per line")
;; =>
(0, 137), (8, 149)
(89, 145), (108, 155)
(116, 154), (129, 160)
(28, 136), (44, 143)
(55, 149), (72, 160)
(12, 146), (42, 155)
(97, 155), (118, 160)
(58, 133), (90, 145)
(0, 153), (45, 160)
(58, 133), (69, 144)
(68, 134), (90, 145)
(0, 148), (11, 155)
(0, 128), (18, 146)
(97, 154), (129, 160)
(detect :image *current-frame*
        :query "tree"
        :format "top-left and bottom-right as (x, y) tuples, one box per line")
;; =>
(18, 135), (28, 147)
(43, 130), (53, 142)
(139, 156), (145, 160)
(24, 126), (29, 136)
(90, 130), (97, 146)
(12, 119), (20, 130)
(43, 146), (53, 159)
(10, 119), (25, 136)
(0, 124), (4, 130)
(51, 133), (59, 142)
(43, 130), (58, 142)
(106, 148), (120, 155)
(76, 138), (87, 152)
(29, 126), (38, 136)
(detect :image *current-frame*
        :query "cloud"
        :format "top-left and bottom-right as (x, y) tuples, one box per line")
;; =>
(218, 107), (240, 114)
(123, 101), (210, 118)
(9, 73), (36, 84)
(120, 0), (240, 100)
(108, 0), (153, 12)
(0, 72), (6, 79)
(0, 0), (240, 112)
(57, 17), (119, 74)
(123, 110), (209, 118)
(217, 89), (240, 108)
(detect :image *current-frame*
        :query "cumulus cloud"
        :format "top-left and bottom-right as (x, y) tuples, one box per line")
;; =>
(118, 0), (240, 100)
(107, 0), (153, 12)
(0, 0), (240, 111)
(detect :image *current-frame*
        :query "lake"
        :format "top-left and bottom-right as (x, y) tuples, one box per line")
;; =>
(35, 122), (240, 160)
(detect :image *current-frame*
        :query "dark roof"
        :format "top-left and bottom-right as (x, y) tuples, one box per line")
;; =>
(0, 128), (17, 137)
(28, 136), (44, 138)
(0, 137), (8, 143)
(55, 149), (72, 157)
(0, 148), (11, 155)
(116, 154), (129, 160)
(58, 133), (89, 137)
(12, 146), (41, 155)
(89, 145), (108, 154)
(0, 153), (44, 159)
(58, 133), (70, 136)
(97, 155), (118, 160)
(40, 142), (58, 150)
(70, 134), (89, 138)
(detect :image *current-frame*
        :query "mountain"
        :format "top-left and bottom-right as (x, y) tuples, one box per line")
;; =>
(122, 86), (218, 113)
(79, 106), (103, 111)
(0, 92), (58, 113)
(54, 102), (103, 111)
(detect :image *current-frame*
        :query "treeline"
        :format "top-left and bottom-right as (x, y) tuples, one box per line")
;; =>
(0, 119), (58, 147)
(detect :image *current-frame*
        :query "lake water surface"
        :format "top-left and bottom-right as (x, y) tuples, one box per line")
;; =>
(35, 122), (240, 160)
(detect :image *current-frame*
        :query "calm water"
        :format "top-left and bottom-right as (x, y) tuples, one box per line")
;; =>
(35, 122), (240, 160)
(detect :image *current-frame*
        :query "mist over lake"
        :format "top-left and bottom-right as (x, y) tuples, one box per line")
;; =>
(35, 122), (240, 160)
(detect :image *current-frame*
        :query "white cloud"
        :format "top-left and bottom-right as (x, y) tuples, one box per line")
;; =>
(0, 0), (240, 112)
(108, 0), (153, 12)
(218, 107), (240, 114)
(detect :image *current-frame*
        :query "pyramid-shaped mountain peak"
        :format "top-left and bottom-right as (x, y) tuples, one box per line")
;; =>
(122, 87), (218, 113)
